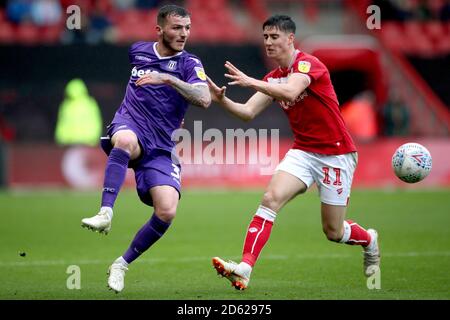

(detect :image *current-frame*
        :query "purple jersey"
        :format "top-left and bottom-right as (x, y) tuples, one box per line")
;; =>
(112, 41), (207, 152)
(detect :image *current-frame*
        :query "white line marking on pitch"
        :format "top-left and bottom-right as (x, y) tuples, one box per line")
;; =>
(0, 251), (449, 267)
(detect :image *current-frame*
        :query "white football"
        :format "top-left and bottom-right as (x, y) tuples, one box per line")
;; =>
(392, 143), (432, 183)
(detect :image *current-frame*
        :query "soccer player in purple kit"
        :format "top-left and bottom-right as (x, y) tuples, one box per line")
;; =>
(81, 5), (211, 293)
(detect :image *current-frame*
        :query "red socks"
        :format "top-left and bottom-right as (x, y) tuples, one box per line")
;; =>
(240, 208), (371, 269)
(242, 214), (274, 267)
(342, 219), (371, 247)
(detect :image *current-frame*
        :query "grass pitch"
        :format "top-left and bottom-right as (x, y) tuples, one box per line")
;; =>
(0, 188), (449, 300)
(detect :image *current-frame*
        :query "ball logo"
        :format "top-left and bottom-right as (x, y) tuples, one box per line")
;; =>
(392, 143), (432, 183)
(411, 154), (422, 162)
(249, 227), (258, 233)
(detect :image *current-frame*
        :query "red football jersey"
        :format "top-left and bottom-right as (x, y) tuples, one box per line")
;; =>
(263, 50), (356, 155)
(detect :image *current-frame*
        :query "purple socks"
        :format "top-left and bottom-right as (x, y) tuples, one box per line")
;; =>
(101, 148), (130, 208)
(102, 148), (172, 264)
(122, 214), (171, 264)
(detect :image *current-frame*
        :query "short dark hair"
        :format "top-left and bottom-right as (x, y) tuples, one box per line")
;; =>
(157, 5), (190, 25)
(262, 15), (296, 34)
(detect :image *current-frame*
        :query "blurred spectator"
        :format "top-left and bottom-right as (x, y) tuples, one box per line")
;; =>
(86, 1), (113, 44)
(112, 0), (136, 11)
(30, 0), (62, 26)
(55, 79), (102, 147)
(341, 91), (378, 142)
(0, 90), (17, 142)
(6, 0), (32, 24)
(135, 0), (161, 9)
(382, 90), (410, 136)
(0, 115), (15, 142)
(59, 0), (92, 12)
(415, 0), (434, 20)
(436, 0), (450, 21)
(374, 0), (450, 21)
(0, 115), (8, 187)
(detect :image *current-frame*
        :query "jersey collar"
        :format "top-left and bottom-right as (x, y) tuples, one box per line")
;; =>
(153, 42), (184, 60)
(279, 49), (301, 73)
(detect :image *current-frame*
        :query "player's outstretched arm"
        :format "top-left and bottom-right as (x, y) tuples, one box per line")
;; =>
(207, 76), (272, 122)
(224, 61), (310, 103)
(135, 72), (211, 109)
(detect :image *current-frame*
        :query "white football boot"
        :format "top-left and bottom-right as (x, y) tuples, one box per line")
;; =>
(107, 261), (128, 293)
(363, 229), (381, 277)
(212, 257), (251, 290)
(81, 207), (112, 235)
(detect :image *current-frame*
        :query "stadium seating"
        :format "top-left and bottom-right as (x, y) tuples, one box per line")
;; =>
(244, 0), (270, 23)
(0, 21), (15, 44)
(111, 9), (158, 43)
(185, 0), (248, 44)
(16, 23), (41, 46)
(376, 21), (450, 56)
(0, 0), (253, 45)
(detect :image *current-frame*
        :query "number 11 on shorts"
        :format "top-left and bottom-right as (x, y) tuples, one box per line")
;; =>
(322, 167), (342, 186)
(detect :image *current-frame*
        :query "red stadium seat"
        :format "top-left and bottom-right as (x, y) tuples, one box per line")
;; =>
(423, 21), (445, 39)
(379, 22), (407, 51)
(113, 8), (158, 41)
(60, 0), (93, 15)
(96, 0), (113, 13)
(244, 0), (269, 23)
(40, 25), (63, 44)
(186, 0), (246, 44)
(217, 20), (248, 44)
(435, 35), (450, 54)
(187, 0), (227, 11)
(412, 35), (435, 56)
(0, 22), (15, 44)
(16, 23), (40, 45)
(404, 21), (424, 37)
(403, 21), (444, 56)
(380, 21), (449, 56)
(0, 9), (6, 23)
(191, 21), (219, 43)
(115, 22), (154, 43)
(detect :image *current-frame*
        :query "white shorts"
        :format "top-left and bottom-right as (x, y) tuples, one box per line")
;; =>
(275, 149), (358, 206)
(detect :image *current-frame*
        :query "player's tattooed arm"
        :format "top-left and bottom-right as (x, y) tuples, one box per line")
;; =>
(135, 72), (211, 109)
(167, 77), (211, 109)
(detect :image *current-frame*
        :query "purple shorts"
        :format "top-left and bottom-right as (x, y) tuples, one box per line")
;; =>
(101, 122), (181, 207)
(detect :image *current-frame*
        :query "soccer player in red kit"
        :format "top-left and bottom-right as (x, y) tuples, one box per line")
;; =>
(207, 15), (380, 290)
